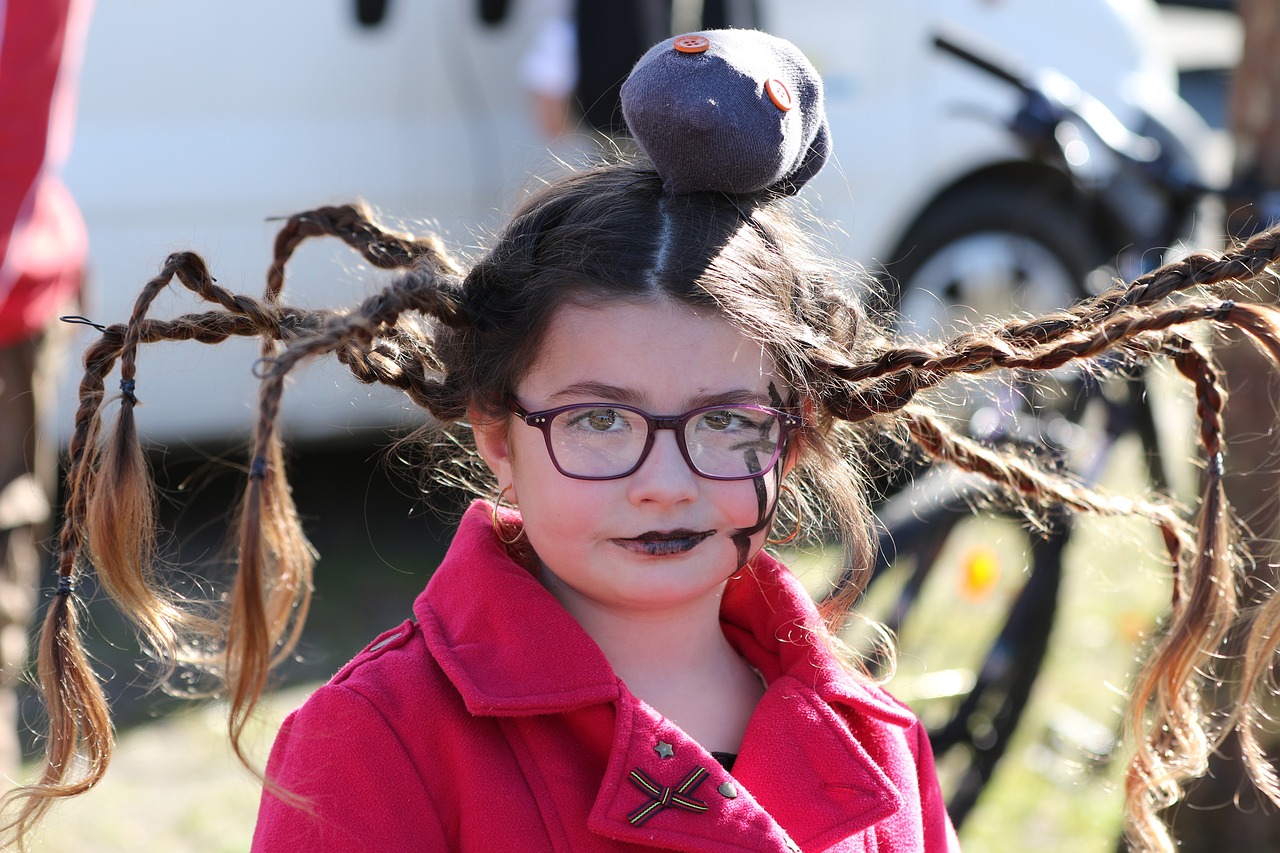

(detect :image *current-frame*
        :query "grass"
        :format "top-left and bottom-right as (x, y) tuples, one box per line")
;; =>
(950, 508), (1169, 852)
(23, 689), (302, 853)
(18, 431), (1179, 850)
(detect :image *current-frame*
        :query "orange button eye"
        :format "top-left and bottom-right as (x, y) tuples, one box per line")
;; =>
(766, 78), (793, 111)
(673, 34), (710, 54)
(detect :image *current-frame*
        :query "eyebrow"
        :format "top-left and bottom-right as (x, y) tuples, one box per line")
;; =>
(545, 382), (774, 410)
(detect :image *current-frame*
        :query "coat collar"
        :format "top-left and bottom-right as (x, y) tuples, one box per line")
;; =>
(416, 501), (622, 713)
(417, 501), (916, 849)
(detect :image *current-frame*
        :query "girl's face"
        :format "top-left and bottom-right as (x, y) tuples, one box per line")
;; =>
(473, 299), (794, 623)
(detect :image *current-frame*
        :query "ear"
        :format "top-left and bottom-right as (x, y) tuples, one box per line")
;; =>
(469, 407), (517, 501)
(781, 445), (800, 478)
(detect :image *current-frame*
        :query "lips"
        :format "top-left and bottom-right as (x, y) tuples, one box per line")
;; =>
(614, 529), (714, 556)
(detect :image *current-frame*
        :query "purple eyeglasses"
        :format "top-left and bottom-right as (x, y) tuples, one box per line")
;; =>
(509, 401), (801, 481)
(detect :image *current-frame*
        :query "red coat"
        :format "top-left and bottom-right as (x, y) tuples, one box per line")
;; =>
(254, 502), (959, 852)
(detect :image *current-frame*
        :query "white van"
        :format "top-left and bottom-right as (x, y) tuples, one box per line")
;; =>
(60, 0), (1210, 441)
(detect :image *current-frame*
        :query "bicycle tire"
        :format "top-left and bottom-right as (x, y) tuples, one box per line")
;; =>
(852, 461), (1068, 828)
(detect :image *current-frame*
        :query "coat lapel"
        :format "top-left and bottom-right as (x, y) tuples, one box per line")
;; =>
(589, 685), (794, 852)
(417, 503), (622, 715)
(734, 679), (904, 850)
(586, 676), (906, 852)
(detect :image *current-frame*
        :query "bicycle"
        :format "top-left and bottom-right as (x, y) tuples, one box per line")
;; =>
(839, 30), (1247, 828)
(848, 389), (1167, 827)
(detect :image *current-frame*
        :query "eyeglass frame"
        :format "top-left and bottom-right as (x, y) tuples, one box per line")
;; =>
(507, 399), (803, 482)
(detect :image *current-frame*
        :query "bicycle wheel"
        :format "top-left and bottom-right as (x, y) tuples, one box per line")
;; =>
(850, 465), (1068, 828)
(885, 182), (1101, 337)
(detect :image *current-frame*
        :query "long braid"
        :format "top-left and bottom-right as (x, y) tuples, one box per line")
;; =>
(1121, 340), (1234, 852)
(997, 227), (1280, 348)
(1080, 227), (1280, 320)
(823, 300), (1246, 417)
(898, 405), (1188, 550)
(820, 229), (1280, 407)
(1, 255), (304, 842)
(85, 261), (201, 667)
(224, 226), (469, 766)
(79, 253), (333, 663)
(0, 330), (123, 842)
(219, 211), (323, 769)
(1221, 302), (1280, 820)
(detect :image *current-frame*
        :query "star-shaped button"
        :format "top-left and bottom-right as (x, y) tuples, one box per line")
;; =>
(653, 741), (675, 759)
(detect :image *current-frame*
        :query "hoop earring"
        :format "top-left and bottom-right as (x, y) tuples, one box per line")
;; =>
(491, 485), (526, 545)
(766, 483), (802, 546)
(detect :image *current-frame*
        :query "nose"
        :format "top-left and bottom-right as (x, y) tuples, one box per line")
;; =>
(626, 428), (699, 505)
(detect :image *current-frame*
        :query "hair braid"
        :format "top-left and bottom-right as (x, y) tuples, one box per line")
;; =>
(832, 285), (1280, 852)
(1216, 302), (1280, 826)
(221, 203), (324, 756)
(3, 224), (469, 834)
(222, 253), (470, 765)
(1122, 337), (1236, 852)
(86, 262), (195, 665)
(900, 406), (1188, 546)
(82, 251), (327, 663)
(991, 227), (1280, 349)
(1089, 227), (1280, 317)
(266, 204), (464, 302)
(820, 230), (1280, 404)
(0, 328), (126, 842)
(3, 256), (308, 838)
(820, 299), (1248, 424)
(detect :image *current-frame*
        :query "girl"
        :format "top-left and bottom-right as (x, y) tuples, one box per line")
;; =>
(7, 28), (1280, 852)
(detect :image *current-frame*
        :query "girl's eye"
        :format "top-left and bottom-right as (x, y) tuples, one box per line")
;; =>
(567, 408), (628, 432)
(699, 409), (754, 431)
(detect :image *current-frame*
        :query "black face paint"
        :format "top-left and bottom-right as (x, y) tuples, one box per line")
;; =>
(767, 382), (784, 411)
(728, 382), (788, 573)
(730, 450), (769, 570)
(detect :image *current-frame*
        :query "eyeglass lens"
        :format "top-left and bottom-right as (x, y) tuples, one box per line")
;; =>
(547, 405), (784, 479)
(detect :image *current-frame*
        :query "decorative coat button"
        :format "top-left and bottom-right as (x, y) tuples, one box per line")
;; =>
(717, 781), (738, 799)
(627, 766), (710, 826)
(766, 78), (793, 111)
(673, 34), (710, 54)
(654, 741), (675, 759)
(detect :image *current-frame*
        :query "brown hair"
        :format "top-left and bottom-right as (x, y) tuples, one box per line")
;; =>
(8, 166), (1280, 851)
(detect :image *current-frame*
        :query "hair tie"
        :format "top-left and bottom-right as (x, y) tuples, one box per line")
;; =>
(249, 455), (268, 480)
(120, 378), (138, 405)
(620, 29), (830, 197)
(56, 575), (75, 597)
(60, 314), (108, 333)
(252, 357), (280, 380)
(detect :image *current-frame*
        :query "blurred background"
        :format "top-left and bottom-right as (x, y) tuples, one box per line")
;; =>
(5, 0), (1277, 850)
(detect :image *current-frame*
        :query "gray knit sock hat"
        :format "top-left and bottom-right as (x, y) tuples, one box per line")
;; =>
(620, 29), (830, 197)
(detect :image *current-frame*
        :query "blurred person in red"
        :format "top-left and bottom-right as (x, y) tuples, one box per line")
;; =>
(0, 0), (91, 784)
